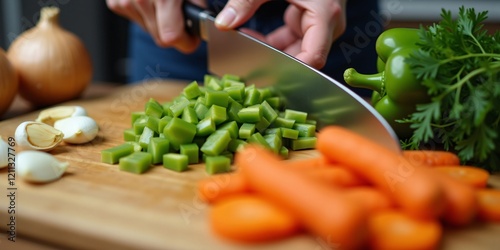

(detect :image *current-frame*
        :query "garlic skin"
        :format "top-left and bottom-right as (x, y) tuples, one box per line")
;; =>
(54, 116), (98, 144)
(15, 121), (64, 151)
(36, 105), (87, 126)
(17, 150), (68, 183)
(1, 136), (8, 168)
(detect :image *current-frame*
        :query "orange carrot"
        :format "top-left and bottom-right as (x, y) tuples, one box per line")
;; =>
(285, 155), (328, 169)
(433, 166), (490, 188)
(368, 210), (442, 250)
(476, 189), (500, 222)
(209, 194), (300, 243)
(305, 167), (368, 188)
(316, 126), (445, 220)
(236, 145), (368, 250)
(403, 150), (460, 167)
(198, 172), (248, 203)
(345, 187), (394, 214)
(434, 174), (478, 226)
(198, 159), (366, 204)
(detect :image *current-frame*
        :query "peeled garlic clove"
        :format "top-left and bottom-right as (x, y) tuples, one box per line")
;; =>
(54, 116), (98, 144)
(15, 121), (64, 151)
(17, 150), (69, 183)
(36, 105), (87, 126)
(1, 136), (8, 168)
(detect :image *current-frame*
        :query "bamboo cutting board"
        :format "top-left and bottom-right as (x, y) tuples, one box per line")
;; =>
(0, 81), (499, 250)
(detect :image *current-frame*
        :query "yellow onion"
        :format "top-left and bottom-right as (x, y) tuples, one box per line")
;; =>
(7, 7), (93, 107)
(0, 48), (18, 117)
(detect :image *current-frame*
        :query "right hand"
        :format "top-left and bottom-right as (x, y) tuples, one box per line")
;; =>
(106, 0), (206, 53)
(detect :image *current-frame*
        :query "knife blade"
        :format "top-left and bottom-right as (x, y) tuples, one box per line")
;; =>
(183, 2), (401, 153)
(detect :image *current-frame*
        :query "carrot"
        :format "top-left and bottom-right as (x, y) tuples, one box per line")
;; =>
(434, 174), (478, 226)
(368, 210), (442, 250)
(433, 166), (490, 188)
(236, 145), (368, 250)
(197, 172), (248, 203)
(403, 150), (460, 167)
(209, 194), (300, 243)
(316, 126), (445, 219)
(476, 189), (500, 222)
(198, 159), (366, 204)
(344, 187), (394, 214)
(285, 155), (328, 170)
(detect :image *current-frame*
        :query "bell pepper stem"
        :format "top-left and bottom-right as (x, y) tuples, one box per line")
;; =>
(343, 68), (384, 93)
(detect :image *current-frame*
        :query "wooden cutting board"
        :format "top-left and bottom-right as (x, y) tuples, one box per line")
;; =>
(1, 81), (499, 250)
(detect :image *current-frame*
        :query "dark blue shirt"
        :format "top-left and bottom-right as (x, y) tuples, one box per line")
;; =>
(128, 0), (382, 97)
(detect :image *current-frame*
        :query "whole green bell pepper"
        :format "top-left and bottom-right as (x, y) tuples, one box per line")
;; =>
(343, 28), (428, 139)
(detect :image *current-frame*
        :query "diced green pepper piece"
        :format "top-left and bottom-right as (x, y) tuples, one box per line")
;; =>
(260, 100), (278, 124)
(279, 146), (289, 159)
(101, 143), (135, 164)
(221, 73), (240, 82)
(273, 117), (295, 129)
(258, 87), (273, 100)
(205, 105), (227, 125)
(239, 123), (255, 139)
(227, 98), (243, 123)
(146, 116), (160, 133)
(224, 85), (245, 102)
(227, 139), (248, 153)
(145, 98), (164, 118)
(201, 130), (232, 156)
(255, 116), (270, 133)
(265, 97), (282, 110)
(264, 133), (282, 153)
(133, 115), (148, 134)
(194, 102), (209, 120)
(158, 116), (173, 133)
(196, 96), (206, 105)
(293, 123), (316, 137)
(169, 96), (190, 117)
(263, 127), (282, 137)
(123, 128), (136, 142)
(119, 152), (152, 174)
(243, 88), (261, 107)
(196, 117), (216, 137)
(180, 143), (199, 164)
(290, 137), (317, 150)
(183, 81), (202, 99)
(305, 119), (317, 125)
(217, 121), (239, 139)
(205, 156), (231, 174)
(182, 106), (199, 124)
(148, 137), (170, 164)
(139, 126), (156, 149)
(162, 102), (173, 117)
(281, 128), (299, 139)
(163, 153), (189, 172)
(247, 132), (271, 149)
(163, 117), (197, 151)
(238, 105), (261, 123)
(205, 77), (222, 91)
(284, 109), (308, 123)
(205, 89), (229, 108)
(131, 111), (146, 125)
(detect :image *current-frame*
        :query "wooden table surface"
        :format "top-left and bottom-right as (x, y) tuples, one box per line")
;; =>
(1, 81), (499, 250)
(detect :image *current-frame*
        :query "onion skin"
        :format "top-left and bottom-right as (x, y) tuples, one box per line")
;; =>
(0, 48), (18, 117)
(7, 7), (93, 107)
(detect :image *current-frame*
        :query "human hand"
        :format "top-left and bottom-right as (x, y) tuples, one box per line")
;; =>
(215, 0), (347, 69)
(106, 0), (206, 53)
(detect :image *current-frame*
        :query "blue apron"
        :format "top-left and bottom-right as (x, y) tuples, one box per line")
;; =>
(128, 0), (382, 97)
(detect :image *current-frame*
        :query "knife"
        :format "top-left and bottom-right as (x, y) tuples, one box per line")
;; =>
(183, 2), (401, 153)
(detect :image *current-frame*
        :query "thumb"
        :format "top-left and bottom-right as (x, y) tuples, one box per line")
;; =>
(214, 0), (268, 30)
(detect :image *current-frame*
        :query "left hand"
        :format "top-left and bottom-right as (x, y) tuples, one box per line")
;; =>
(215, 0), (347, 69)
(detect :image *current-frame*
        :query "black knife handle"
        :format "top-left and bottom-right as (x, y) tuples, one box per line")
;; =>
(183, 1), (211, 38)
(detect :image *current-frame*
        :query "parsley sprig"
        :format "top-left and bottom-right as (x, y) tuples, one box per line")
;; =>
(403, 7), (500, 171)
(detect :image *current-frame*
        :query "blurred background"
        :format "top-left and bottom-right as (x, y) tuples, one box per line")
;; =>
(1, 0), (499, 84)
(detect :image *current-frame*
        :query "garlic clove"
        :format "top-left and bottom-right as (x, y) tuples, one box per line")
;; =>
(15, 121), (64, 151)
(17, 150), (69, 183)
(1, 136), (8, 168)
(54, 116), (98, 144)
(36, 105), (87, 126)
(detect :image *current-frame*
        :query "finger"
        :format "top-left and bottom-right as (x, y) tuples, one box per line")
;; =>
(265, 26), (297, 51)
(214, 0), (268, 30)
(155, 0), (200, 52)
(107, 0), (147, 30)
(133, 0), (162, 45)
